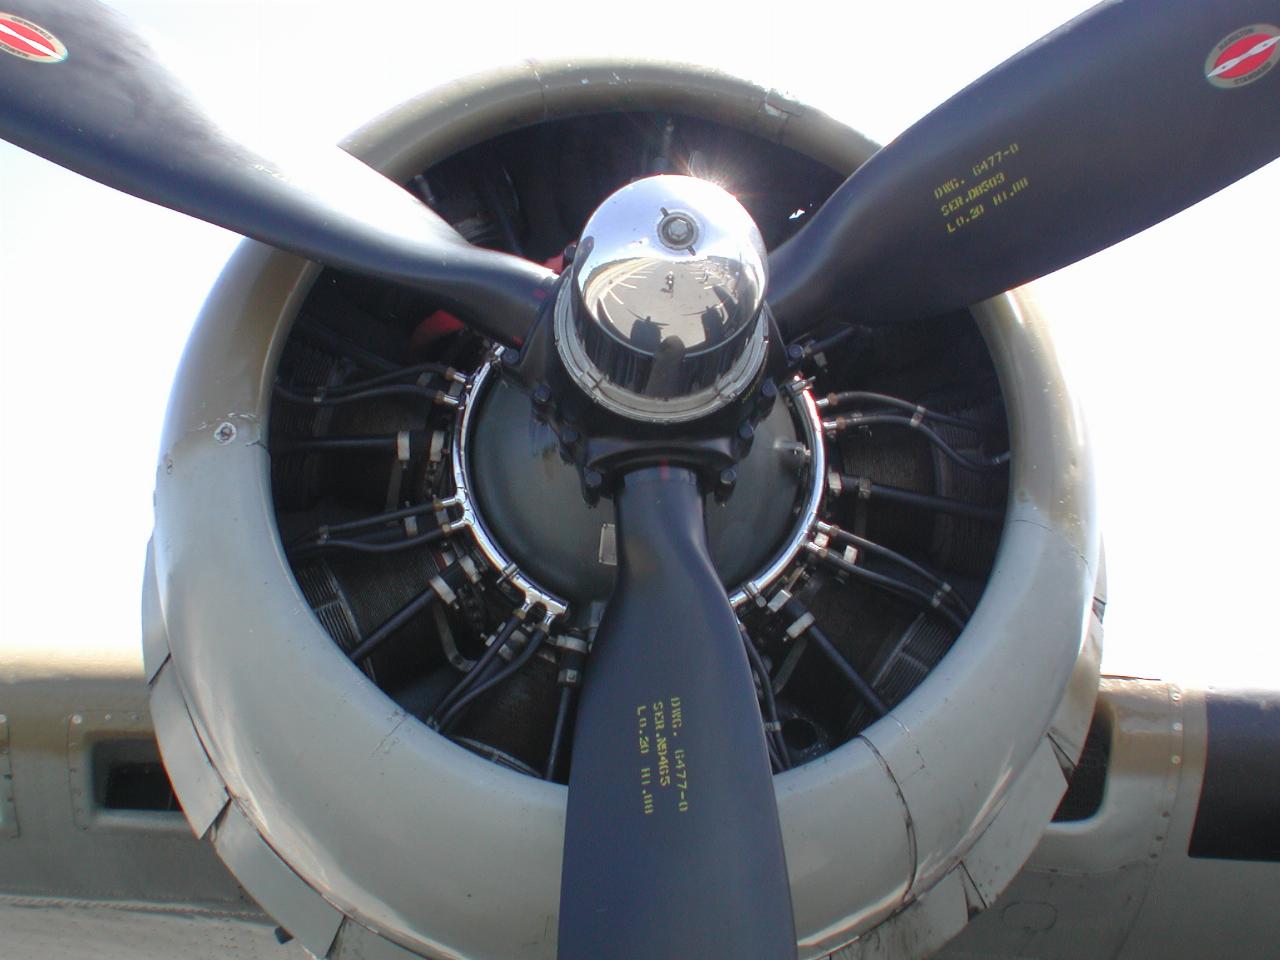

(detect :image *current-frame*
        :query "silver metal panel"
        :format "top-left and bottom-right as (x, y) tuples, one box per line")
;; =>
(961, 739), (1067, 907)
(0, 666), (251, 907)
(942, 680), (1280, 960)
(1047, 593), (1104, 768)
(331, 920), (430, 960)
(141, 538), (170, 684)
(1112, 687), (1280, 960)
(1033, 679), (1183, 873)
(149, 663), (228, 840)
(66, 709), (189, 835)
(0, 712), (17, 839)
(861, 519), (1094, 899)
(972, 294), (1099, 571)
(212, 802), (344, 959)
(941, 862), (1156, 959)
(832, 866), (971, 960)
(777, 739), (914, 958)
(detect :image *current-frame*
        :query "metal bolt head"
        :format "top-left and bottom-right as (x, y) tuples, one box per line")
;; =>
(657, 211), (698, 250)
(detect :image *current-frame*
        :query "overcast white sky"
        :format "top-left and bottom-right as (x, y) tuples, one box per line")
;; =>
(1, 0), (1277, 685)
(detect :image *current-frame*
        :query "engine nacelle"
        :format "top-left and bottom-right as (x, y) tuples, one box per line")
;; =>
(142, 60), (1101, 960)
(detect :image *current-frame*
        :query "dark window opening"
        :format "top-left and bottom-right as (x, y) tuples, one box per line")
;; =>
(92, 738), (183, 813)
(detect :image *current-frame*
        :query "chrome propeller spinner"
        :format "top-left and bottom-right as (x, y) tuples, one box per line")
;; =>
(554, 175), (769, 423)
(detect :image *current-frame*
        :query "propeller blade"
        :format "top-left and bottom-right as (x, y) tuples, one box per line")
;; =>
(0, 0), (553, 345)
(558, 466), (796, 960)
(769, 0), (1280, 336)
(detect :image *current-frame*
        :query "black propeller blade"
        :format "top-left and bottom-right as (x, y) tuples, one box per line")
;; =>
(559, 467), (796, 960)
(769, 0), (1280, 336)
(0, 0), (553, 345)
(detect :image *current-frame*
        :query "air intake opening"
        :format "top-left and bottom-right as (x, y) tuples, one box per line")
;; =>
(1052, 708), (1112, 822)
(92, 738), (182, 813)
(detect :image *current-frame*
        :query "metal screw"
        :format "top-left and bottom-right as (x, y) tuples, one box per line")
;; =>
(71, 714), (83, 725)
(214, 421), (237, 444)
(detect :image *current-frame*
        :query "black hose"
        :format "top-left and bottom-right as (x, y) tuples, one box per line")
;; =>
(821, 391), (987, 432)
(800, 619), (889, 717)
(288, 526), (450, 557)
(274, 382), (446, 407)
(322, 362), (456, 394)
(348, 588), (437, 664)
(273, 436), (400, 454)
(286, 499), (453, 549)
(437, 627), (548, 732)
(815, 549), (967, 633)
(823, 526), (973, 618)
(837, 476), (1005, 523)
(431, 616), (522, 724)
(544, 686), (576, 781)
(802, 324), (858, 357)
(766, 736), (784, 774)
(741, 627), (790, 770)
(826, 414), (1007, 472)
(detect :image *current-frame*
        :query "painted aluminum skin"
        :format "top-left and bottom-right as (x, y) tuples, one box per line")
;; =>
(141, 61), (1099, 959)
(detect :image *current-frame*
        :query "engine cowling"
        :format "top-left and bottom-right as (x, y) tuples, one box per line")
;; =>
(142, 60), (1101, 960)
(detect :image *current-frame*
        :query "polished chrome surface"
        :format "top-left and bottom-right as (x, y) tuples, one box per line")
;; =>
(730, 380), (826, 607)
(574, 175), (766, 355)
(449, 358), (568, 620)
(554, 284), (768, 422)
(558, 175), (769, 419)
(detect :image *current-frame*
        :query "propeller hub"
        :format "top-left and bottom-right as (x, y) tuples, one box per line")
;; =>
(554, 175), (768, 423)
